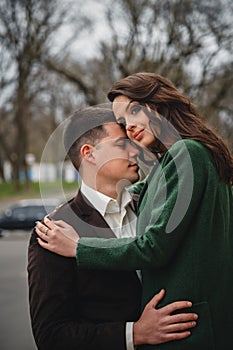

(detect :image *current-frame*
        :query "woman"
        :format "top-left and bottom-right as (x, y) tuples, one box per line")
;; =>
(36, 73), (233, 349)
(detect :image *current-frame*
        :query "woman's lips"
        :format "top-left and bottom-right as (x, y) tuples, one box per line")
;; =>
(133, 129), (144, 140)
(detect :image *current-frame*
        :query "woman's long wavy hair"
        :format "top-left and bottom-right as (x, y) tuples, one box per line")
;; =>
(108, 72), (233, 185)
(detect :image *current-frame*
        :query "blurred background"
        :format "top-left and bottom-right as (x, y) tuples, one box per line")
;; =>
(0, 0), (233, 349)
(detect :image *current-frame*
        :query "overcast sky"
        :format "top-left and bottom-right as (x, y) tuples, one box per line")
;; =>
(52, 0), (112, 60)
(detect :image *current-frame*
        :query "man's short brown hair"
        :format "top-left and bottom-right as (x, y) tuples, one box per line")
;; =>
(63, 107), (117, 170)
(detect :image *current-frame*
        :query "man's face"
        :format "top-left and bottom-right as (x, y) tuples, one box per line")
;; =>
(92, 123), (140, 187)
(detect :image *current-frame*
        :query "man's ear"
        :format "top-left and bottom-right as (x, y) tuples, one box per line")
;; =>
(80, 144), (95, 164)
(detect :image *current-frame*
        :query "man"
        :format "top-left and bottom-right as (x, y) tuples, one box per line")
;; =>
(29, 107), (197, 349)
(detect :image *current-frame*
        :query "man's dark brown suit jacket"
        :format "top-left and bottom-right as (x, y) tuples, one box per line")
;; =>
(28, 191), (142, 350)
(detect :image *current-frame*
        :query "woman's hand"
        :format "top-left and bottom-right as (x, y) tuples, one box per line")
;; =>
(35, 217), (79, 258)
(133, 289), (198, 345)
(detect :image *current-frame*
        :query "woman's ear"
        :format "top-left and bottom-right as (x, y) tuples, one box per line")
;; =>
(145, 103), (158, 114)
(145, 103), (152, 112)
(80, 144), (95, 164)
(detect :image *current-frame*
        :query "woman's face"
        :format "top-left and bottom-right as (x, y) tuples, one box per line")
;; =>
(112, 95), (157, 149)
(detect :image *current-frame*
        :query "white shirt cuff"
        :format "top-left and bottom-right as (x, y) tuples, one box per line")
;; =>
(126, 322), (135, 350)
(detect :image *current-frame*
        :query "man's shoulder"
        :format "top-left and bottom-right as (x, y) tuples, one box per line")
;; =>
(49, 192), (82, 221)
(50, 200), (73, 220)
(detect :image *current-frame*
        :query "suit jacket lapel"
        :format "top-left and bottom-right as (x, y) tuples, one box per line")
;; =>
(69, 190), (116, 239)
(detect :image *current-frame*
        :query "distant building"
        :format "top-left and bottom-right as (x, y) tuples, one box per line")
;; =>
(3, 160), (79, 183)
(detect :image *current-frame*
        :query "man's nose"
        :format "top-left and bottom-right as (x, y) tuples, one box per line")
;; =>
(129, 143), (140, 157)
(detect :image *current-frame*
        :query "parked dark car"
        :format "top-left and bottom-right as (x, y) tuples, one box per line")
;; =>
(0, 199), (61, 234)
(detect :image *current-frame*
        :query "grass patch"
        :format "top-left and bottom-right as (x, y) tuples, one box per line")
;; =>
(0, 181), (79, 200)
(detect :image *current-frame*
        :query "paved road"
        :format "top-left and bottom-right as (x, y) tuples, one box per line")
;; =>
(0, 231), (37, 350)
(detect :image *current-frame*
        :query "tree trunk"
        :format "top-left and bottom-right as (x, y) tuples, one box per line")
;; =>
(11, 159), (21, 191)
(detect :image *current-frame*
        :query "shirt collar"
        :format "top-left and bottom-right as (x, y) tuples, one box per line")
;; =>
(81, 181), (134, 216)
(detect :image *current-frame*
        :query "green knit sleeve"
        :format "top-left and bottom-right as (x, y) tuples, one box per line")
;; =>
(76, 140), (215, 270)
(127, 177), (147, 196)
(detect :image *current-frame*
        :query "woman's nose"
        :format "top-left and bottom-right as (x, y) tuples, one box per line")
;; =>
(125, 123), (135, 131)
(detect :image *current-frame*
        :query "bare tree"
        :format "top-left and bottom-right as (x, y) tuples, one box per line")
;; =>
(0, 0), (89, 189)
(1, 0), (232, 191)
(94, 0), (233, 148)
(46, 0), (233, 152)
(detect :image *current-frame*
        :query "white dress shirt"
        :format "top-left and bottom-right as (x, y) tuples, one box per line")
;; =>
(81, 182), (138, 350)
(81, 181), (137, 238)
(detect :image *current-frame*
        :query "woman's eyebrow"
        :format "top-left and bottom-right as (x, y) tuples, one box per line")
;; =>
(125, 99), (134, 112)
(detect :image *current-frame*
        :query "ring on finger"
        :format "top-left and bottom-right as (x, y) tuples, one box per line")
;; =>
(44, 227), (49, 234)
